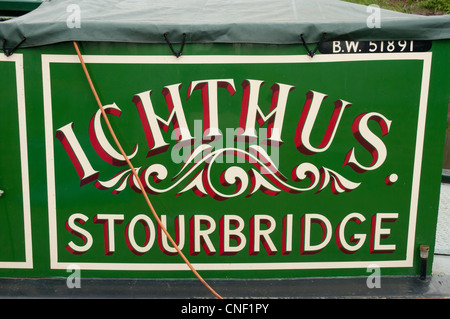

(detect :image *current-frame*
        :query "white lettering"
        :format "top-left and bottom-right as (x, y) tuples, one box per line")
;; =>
(345, 41), (360, 53)
(250, 214), (277, 255)
(133, 87), (194, 156)
(333, 41), (342, 53)
(344, 112), (391, 173)
(65, 213), (93, 254)
(190, 215), (216, 255)
(188, 79), (236, 141)
(94, 213), (124, 255)
(370, 213), (398, 253)
(220, 215), (246, 255)
(301, 213), (332, 254)
(295, 90), (351, 155)
(89, 103), (138, 166)
(336, 212), (366, 253)
(56, 123), (99, 186)
(126, 214), (156, 255)
(238, 80), (294, 145)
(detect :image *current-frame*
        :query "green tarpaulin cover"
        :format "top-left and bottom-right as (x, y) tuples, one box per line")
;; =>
(1, 0), (449, 49)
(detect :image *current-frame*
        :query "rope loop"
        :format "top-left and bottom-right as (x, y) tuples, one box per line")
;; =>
(299, 33), (326, 58)
(2, 37), (26, 57)
(163, 33), (187, 58)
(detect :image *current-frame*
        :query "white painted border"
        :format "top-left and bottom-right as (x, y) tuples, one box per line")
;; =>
(0, 54), (33, 269)
(42, 52), (432, 271)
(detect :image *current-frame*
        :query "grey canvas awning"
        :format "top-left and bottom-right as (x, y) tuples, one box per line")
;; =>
(1, 0), (449, 49)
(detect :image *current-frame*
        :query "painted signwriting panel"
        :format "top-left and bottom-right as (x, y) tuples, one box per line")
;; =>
(39, 52), (432, 276)
(0, 39), (447, 279)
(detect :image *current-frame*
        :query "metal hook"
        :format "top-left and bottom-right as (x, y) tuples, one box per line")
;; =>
(300, 33), (326, 58)
(2, 37), (26, 57)
(163, 33), (187, 58)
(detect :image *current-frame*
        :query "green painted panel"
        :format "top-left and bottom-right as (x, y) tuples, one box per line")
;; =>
(0, 55), (31, 268)
(0, 41), (448, 279)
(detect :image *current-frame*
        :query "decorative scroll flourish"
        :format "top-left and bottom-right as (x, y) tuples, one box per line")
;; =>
(94, 145), (360, 200)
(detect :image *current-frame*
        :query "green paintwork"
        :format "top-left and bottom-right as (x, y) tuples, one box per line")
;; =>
(0, 40), (448, 279)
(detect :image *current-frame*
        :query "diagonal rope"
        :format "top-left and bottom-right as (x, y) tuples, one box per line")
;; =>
(73, 41), (223, 299)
